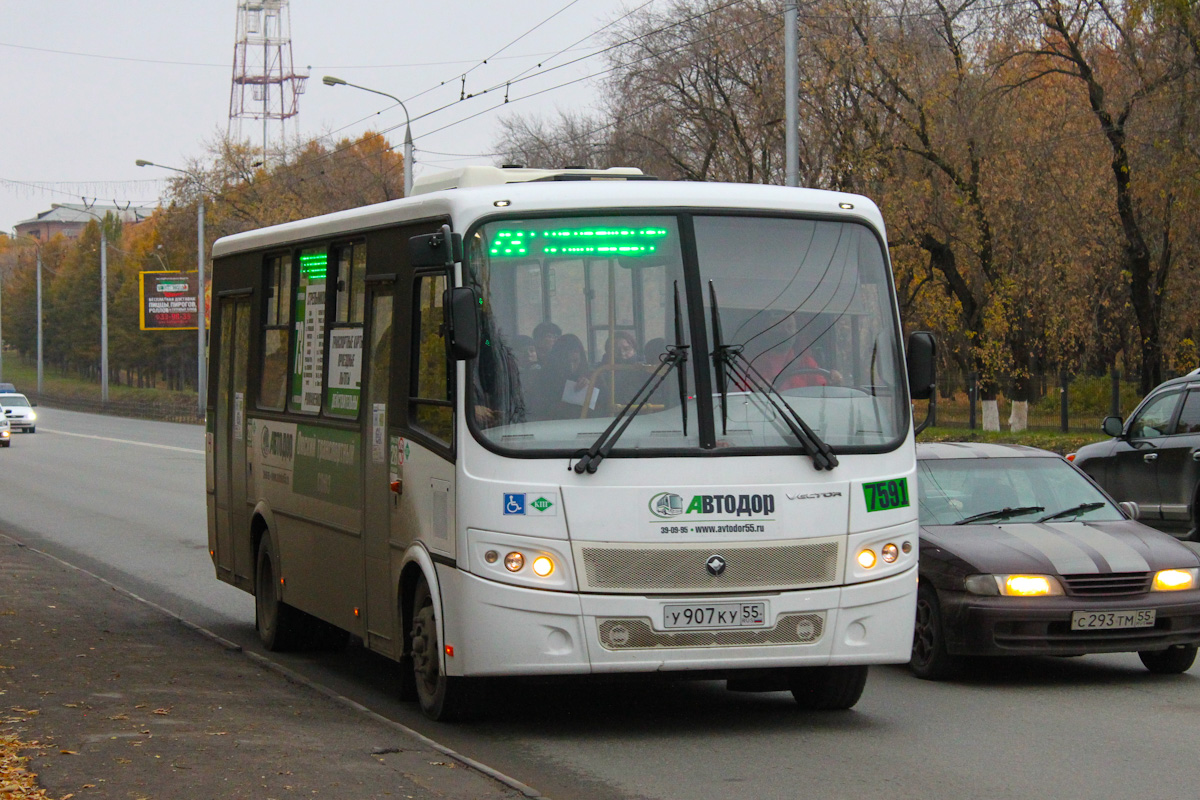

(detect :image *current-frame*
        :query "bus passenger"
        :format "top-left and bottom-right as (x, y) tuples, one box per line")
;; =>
(531, 334), (593, 419)
(532, 322), (562, 366)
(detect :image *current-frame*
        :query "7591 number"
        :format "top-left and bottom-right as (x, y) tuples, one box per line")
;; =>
(864, 478), (910, 512)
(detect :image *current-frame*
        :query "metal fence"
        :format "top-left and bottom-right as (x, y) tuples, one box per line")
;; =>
(924, 370), (1154, 432)
(31, 392), (204, 426)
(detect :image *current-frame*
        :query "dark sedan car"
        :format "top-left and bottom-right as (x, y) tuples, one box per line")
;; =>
(1071, 369), (1200, 540)
(912, 442), (1200, 679)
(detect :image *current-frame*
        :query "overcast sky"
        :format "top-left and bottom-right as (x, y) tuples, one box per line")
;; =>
(1, 0), (639, 232)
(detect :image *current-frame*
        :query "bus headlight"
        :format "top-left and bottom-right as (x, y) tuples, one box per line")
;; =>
(468, 529), (576, 591)
(857, 549), (877, 569)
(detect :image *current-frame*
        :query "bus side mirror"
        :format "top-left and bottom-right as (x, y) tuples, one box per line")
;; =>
(907, 331), (936, 400)
(1102, 416), (1124, 437)
(409, 224), (463, 267)
(445, 287), (480, 360)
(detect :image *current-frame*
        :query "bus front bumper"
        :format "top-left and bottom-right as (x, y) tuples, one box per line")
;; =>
(436, 565), (916, 677)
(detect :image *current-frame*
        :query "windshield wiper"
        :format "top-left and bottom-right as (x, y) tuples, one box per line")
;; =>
(954, 506), (1045, 525)
(708, 282), (837, 471)
(1038, 502), (1105, 522)
(574, 283), (689, 475)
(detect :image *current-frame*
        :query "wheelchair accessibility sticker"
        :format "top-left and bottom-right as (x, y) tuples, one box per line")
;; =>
(504, 493), (526, 515)
(503, 492), (557, 516)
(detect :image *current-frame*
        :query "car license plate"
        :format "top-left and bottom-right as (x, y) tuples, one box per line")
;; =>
(1070, 609), (1156, 630)
(663, 602), (767, 630)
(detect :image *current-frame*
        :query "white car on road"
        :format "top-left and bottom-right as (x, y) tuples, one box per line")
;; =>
(0, 393), (36, 433)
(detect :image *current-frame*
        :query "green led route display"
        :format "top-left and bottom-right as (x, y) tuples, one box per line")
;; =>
(489, 226), (670, 258)
(299, 249), (328, 280)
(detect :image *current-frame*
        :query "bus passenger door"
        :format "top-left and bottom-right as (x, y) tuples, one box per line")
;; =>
(362, 284), (398, 657)
(214, 295), (251, 584)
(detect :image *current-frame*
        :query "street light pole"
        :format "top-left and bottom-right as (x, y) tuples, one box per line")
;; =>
(54, 204), (109, 402)
(784, 1), (799, 188)
(137, 160), (207, 417)
(11, 235), (44, 396)
(322, 75), (414, 197)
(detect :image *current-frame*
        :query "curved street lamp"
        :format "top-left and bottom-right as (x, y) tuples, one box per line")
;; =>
(137, 159), (207, 417)
(51, 203), (110, 403)
(322, 75), (414, 197)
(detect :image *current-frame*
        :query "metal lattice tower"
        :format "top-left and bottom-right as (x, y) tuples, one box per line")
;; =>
(228, 0), (308, 161)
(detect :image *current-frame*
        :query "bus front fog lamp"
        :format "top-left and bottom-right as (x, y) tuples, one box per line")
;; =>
(504, 552), (525, 572)
(857, 549), (877, 569)
(882, 543), (899, 563)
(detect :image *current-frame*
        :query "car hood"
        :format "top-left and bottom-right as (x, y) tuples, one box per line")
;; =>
(921, 520), (1200, 576)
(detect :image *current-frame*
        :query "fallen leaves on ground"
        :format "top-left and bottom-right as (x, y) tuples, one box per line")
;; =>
(0, 732), (57, 799)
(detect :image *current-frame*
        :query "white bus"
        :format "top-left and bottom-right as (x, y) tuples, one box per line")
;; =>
(206, 166), (935, 720)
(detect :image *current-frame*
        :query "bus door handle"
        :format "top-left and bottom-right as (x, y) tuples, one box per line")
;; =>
(1143, 453), (1158, 463)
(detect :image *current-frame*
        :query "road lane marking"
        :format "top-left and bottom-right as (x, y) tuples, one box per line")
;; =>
(41, 428), (204, 454)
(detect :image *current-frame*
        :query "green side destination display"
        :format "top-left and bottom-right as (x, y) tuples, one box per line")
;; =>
(863, 478), (910, 512)
(489, 227), (669, 258)
(292, 248), (328, 413)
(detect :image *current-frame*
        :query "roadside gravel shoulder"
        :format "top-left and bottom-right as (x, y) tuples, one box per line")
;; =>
(0, 536), (525, 800)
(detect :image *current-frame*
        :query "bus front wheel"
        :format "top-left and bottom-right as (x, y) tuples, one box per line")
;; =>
(255, 537), (304, 651)
(788, 665), (868, 710)
(410, 575), (471, 721)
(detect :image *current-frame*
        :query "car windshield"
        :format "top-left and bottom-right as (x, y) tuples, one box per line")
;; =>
(2, 395), (30, 408)
(465, 213), (906, 456)
(917, 456), (1124, 525)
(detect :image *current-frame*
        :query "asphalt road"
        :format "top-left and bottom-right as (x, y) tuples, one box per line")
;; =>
(4, 407), (1200, 800)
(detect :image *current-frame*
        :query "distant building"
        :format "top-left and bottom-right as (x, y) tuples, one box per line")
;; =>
(14, 203), (153, 241)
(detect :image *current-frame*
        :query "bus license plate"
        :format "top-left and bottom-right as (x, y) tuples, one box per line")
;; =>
(663, 602), (767, 630)
(1070, 609), (1156, 630)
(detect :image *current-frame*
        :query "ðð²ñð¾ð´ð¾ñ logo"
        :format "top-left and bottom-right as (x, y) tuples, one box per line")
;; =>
(650, 492), (685, 518)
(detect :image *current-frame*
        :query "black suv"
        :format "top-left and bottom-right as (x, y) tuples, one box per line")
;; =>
(1072, 369), (1200, 540)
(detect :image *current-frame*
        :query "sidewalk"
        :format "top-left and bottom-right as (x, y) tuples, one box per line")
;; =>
(0, 536), (529, 800)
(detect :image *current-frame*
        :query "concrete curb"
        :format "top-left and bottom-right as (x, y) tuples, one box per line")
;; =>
(1, 533), (547, 800)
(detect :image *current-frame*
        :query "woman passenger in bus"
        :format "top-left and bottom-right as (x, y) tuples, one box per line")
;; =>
(595, 331), (645, 411)
(748, 312), (842, 390)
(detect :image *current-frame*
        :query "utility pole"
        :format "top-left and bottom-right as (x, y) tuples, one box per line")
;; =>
(136, 160), (208, 416)
(785, 1), (799, 188)
(54, 204), (109, 402)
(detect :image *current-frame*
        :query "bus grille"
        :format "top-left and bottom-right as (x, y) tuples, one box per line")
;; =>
(597, 613), (824, 650)
(576, 539), (842, 593)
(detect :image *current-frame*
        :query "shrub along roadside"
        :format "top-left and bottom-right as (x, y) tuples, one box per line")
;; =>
(917, 426), (1108, 456)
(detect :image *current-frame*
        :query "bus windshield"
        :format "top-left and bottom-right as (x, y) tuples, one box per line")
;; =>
(466, 213), (906, 455)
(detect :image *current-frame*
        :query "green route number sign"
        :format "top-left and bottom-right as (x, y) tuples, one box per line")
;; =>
(864, 478), (910, 512)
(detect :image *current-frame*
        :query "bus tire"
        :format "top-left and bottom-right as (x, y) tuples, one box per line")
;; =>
(788, 665), (868, 711)
(255, 536), (305, 652)
(411, 574), (471, 721)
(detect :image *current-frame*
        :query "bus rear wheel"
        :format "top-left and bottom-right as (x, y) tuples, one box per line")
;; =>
(255, 537), (305, 652)
(410, 575), (471, 721)
(788, 665), (868, 710)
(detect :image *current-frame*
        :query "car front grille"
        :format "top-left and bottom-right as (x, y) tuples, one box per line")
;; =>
(1061, 572), (1152, 596)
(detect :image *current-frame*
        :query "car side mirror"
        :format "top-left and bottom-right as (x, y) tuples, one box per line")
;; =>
(1102, 416), (1124, 437)
(444, 286), (480, 360)
(1119, 501), (1140, 520)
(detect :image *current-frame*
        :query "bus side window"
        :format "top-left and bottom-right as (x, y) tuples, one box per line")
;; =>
(410, 272), (453, 445)
(259, 254), (291, 411)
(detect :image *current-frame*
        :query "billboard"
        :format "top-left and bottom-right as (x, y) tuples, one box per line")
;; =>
(139, 271), (200, 330)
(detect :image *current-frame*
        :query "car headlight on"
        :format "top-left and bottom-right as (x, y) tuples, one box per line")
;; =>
(964, 574), (1065, 597)
(29, 412), (36, 421)
(1153, 568), (1198, 591)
